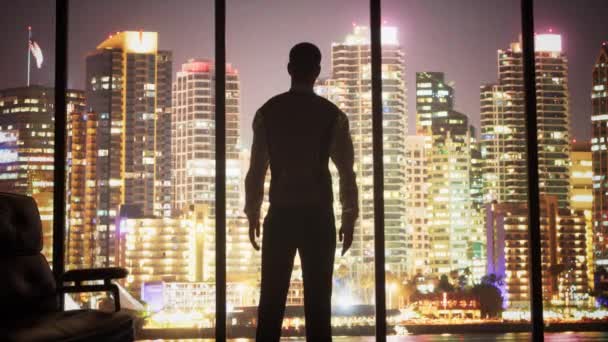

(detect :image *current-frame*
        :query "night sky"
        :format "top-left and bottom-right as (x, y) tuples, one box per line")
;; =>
(2, 0), (608, 145)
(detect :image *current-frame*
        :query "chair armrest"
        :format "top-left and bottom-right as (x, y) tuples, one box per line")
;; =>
(61, 267), (128, 283)
(59, 268), (128, 312)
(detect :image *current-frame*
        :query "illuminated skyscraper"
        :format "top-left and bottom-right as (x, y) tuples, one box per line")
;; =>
(404, 135), (430, 276)
(591, 43), (608, 267)
(171, 59), (241, 218)
(71, 31), (172, 268)
(486, 196), (588, 308)
(415, 72), (454, 137)
(481, 33), (571, 208)
(172, 59), (257, 283)
(318, 26), (408, 279)
(569, 141), (594, 289)
(415, 72), (484, 279)
(0, 85), (85, 262)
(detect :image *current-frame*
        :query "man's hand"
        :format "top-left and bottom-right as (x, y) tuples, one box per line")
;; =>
(248, 213), (261, 251)
(339, 211), (356, 256)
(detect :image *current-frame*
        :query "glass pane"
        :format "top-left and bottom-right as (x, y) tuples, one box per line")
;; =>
(0, 1), (58, 264)
(382, 0), (530, 337)
(66, 0), (215, 338)
(535, 0), (608, 334)
(228, 0), (373, 339)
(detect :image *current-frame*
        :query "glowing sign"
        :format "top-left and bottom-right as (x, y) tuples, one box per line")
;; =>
(535, 33), (562, 52)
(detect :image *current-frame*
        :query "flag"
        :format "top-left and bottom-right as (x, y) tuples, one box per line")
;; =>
(29, 38), (43, 69)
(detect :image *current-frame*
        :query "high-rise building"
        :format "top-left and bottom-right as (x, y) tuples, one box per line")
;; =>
(118, 210), (191, 295)
(171, 59), (255, 283)
(591, 43), (608, 267)
(486, 196), (589, 308)
(415, 72), (454, 137)
(0, 85), (85, 262)
(404, 135), (430, 276)
(570, 141), (594, 288)
(415, 72), (484, 279)
(481, 33), (571, 208)
(317, 26), (408, 279)
(171, 59), (241, 218)
(70, 31), (172, 268)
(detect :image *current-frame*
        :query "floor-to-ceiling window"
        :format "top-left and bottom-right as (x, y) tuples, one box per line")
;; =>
(3, 0), (608, 340)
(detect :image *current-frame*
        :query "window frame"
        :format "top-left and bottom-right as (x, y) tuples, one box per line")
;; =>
(51, 0), (545, 340)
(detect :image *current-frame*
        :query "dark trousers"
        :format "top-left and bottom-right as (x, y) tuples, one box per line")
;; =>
(255, 206), (336, 342)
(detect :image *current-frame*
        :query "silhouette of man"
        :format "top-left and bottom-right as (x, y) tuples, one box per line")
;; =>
(245, 42), (359, 341)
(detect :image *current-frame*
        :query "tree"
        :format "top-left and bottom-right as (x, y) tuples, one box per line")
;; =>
(436, 274), (454, 293)
(473, 273), (505, 319)
(472, 282), (503, 319)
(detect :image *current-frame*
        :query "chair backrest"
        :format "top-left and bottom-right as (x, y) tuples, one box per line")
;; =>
(0, 192), (58, 317)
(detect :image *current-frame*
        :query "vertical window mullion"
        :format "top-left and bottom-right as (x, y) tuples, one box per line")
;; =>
(521, 0), (545, 340)
(214, 0), (227, 341)
(370, 0), (387, 340)
(53, 0), (69, 290)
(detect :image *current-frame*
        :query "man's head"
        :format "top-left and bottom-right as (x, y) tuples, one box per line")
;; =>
(288, 42), (321, 85)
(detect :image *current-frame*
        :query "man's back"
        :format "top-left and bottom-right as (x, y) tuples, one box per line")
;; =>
(259, 90), (340, 208)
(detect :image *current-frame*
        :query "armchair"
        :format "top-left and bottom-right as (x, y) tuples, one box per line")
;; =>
(0, 192), (134, 341)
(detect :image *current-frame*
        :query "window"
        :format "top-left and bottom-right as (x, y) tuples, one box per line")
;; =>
(5, 0), (606, 340)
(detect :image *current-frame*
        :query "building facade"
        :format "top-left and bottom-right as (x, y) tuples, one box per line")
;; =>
(570, 141), (594, 288)
(486, 196), (588, 308)
(317, 25), (408, 281)
(415, 72), (484, 279)
(0, 85), (85, 262)
(481, 34), (571, 208)
(592, 43), (608, 268)
(69, 31), (172, 268)
(404, 135), (430, 276)
(171, 59), (241, 218)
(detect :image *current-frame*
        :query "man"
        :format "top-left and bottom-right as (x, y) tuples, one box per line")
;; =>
(244, 42), (359, 341)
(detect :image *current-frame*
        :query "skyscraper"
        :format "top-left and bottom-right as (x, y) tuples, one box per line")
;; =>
(171, 59), (241, 218)
(404, 135), (430, 276)
(486, 196), (588, 308)
(172, 59), (257, 283)
(481, 33), (571, 208)
(0, 85), (85, 262)
(70, 31), (172, 268)
(569, 141), (594, 290)
(317, 25), (408, 279)
(591, 43), (608, 267)
(415, 72), (484, 279)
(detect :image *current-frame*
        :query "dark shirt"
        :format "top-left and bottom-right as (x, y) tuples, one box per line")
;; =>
(244, 86), (358, 219)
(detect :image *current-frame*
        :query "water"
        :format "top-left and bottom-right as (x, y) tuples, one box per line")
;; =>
(142, 332), (608, 341)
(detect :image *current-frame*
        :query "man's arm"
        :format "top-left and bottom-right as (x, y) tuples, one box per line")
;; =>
(244, 110), (269, 250)
(330, 111), (359, 256)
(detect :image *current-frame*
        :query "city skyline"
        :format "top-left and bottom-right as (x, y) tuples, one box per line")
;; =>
(2, 0), (608, 331)
(3, 0), (608, 144)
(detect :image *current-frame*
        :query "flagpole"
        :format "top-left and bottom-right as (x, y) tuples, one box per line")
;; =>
(27, 26), (31, 87)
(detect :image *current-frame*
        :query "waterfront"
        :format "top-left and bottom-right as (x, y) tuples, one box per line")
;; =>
(142, 332), (608, 341)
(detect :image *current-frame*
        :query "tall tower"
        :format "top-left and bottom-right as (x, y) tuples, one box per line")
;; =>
(0, 86), (85, 263)
(570, 141), (594, 290)
(415, 72), (484, 279)
(172, 59), (253, 282)
(481, 33), (571, 208)
(404, 135), (430, 276)
(592, 43), (608, 267)
(318, 26), (408, 280)
(72, 31), (172, 268)
(171, 59), (241, 217)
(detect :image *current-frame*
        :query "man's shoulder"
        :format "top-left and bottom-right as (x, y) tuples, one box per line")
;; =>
(258, 91), (345, 119)
(259, 92), (291, 109)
